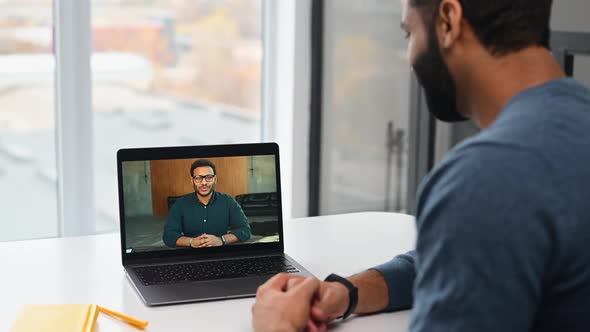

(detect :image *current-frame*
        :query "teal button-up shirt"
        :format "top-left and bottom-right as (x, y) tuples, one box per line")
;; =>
(163, 191), (251, 247)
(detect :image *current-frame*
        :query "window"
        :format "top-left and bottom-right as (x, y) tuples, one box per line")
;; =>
(317, 0), (411, 214)
(0, 0), (264, 240)
(0, 0), (58, 241)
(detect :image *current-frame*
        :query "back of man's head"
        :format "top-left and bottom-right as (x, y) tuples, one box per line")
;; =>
(410, 0), (553, 55)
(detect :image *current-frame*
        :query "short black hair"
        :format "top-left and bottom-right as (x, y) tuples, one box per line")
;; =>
(410, 0), (553, 55)
(190, 159), (216, 177)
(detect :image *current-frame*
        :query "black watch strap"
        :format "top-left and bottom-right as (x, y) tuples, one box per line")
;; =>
(324, 273), (358, 320)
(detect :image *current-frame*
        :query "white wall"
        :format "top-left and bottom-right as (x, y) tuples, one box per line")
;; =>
(552, 0), (590, 32)
(552, 0), (590, 86)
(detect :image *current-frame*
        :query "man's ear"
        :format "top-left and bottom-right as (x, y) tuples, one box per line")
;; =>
(436, 0), (463, 50)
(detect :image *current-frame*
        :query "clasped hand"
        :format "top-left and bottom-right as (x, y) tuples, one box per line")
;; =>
(252, 273), (350, 332)
(191, 233), (222, 248)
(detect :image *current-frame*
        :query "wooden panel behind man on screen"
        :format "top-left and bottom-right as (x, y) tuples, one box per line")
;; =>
(150, 157), (248, 216)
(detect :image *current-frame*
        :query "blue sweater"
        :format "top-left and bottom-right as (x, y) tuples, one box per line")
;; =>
(373, 78), (590, 331)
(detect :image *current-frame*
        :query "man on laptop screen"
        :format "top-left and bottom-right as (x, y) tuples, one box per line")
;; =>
(122, 155), (279, 254)
(163, 159), (251, 248)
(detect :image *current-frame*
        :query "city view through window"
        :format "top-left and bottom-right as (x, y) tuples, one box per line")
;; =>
(0, 0), (262, 240)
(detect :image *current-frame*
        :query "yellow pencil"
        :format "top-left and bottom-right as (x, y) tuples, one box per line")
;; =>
(97, 305), (149, 330)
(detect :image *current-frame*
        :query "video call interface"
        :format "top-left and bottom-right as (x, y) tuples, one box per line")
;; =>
(122, 154), (280, 253)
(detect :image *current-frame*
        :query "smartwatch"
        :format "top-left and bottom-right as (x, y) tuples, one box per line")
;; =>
(221, 235), (226, 246)
(324, 273), (358, 320)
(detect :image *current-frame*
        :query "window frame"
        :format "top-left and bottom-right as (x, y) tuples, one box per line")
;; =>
(261, 0), (312, 219)
(54, 0), (95, 236)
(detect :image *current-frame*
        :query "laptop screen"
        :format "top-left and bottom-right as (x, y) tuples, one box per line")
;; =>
(118, 144), (283, 259)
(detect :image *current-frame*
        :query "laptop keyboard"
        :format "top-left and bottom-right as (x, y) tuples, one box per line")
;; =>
(133, 256), (300, 286)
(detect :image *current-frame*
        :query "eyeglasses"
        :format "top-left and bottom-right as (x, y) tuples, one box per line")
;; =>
(193, 174), (215, 182)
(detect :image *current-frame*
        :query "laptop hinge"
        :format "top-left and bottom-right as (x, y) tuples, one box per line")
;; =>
(124, 249), (284, 267)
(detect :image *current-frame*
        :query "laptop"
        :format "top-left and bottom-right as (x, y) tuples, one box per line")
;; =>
(116, 142), (313, 306)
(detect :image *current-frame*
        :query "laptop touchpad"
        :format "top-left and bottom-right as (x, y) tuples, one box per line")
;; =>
(186, 277), (261, 299)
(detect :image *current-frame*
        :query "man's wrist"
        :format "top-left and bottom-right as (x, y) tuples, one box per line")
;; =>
(330, 281), (350, 317)
(324, 273), (358, 320)
(188, 237), (194, 247)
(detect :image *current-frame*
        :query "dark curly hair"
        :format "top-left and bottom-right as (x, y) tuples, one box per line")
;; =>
(410, 0), (553, 55)
(190, 159), (216, 177)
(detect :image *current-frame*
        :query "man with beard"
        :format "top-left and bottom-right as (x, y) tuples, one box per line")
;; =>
(251, 0), (590, 331)
(163, 159), (251, 248)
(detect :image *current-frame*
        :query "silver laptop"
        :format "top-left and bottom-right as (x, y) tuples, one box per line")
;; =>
(117, 142), (312, 306)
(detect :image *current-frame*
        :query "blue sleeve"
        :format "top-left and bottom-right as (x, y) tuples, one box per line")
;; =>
(163, 202), (184, 247)
(409, 144), (558, 332)
(228, 197), (251, 241)
(372, 250), (416, 311)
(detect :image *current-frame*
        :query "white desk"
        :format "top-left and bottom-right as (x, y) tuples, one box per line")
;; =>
(0, 212), (416, 331)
